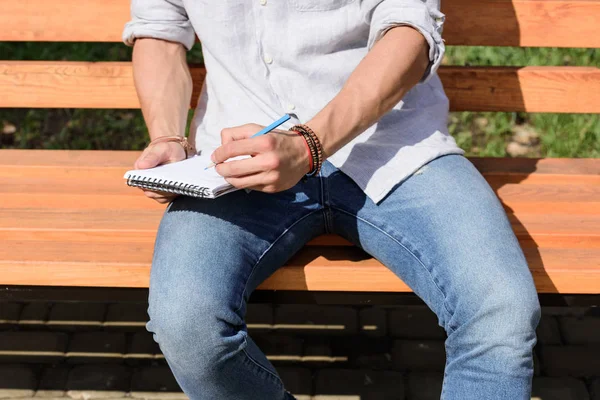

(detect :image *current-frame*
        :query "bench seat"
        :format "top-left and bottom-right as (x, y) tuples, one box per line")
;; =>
(0, 149), (598, 294)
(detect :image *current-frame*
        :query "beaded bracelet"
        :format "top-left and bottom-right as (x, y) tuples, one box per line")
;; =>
(290, 124), (324, 176)
(293, 130), (314, 175)
(291, 127), (318, 177)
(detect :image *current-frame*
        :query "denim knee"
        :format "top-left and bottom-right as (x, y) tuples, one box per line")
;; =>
(449, 277), (541, 346)
(147, 295), (246, 378)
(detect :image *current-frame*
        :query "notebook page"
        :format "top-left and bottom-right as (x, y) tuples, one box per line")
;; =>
(123, 152), (250, 194)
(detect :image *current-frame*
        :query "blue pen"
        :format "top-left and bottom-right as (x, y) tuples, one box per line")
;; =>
(205, 114), (291, 169)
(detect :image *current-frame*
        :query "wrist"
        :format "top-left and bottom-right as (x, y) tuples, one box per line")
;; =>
(290, 124), (323, 176)
(147, 135), (195, 159)
(293, 130), (313, 175)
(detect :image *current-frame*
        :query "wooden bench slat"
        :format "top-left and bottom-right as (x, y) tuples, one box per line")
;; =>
(0, 61), (600, 113)
(1, 209), (597, 239)
(2, 0), (598, 48)
(0, 150), (597, 294)
(2, 151), (599, 176)
(443, 0), (600, 48)
(1, 184), (598, 210)
(0, 245), (598, 293)
(1, 222), (598, 249)
(1, 62), (599, 113)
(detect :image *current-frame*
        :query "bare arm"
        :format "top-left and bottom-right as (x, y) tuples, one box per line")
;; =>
(131, 38), (193, 202)
(307, 25), (430, 158)
(210, 25), (432, 193)
(132, 38), (192, 142)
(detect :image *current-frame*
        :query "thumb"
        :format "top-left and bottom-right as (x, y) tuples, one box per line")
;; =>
(135, 147), (165, 170)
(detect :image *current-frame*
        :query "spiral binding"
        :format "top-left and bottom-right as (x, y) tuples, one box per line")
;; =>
(126, 175), (212, 198)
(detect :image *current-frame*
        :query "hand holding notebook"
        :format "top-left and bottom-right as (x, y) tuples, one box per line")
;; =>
(124, 115), (291, 199)
(124, 152), (251, 199)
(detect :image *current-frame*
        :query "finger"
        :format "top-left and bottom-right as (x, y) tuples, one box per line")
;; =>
(212, 135), (274, 164)
(225, 171), (276, 190)
(220, 124), (263, 145)
(215, 154), (276, 178)
(143, 189), (175, 202)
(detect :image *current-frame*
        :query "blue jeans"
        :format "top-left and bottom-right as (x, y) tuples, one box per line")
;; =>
(146, 154), (541, 399)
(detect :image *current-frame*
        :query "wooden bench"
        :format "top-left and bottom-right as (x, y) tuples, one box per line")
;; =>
(0, 0), (599, 295)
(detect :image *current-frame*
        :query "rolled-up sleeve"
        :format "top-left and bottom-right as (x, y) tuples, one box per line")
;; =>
(122, 0), (196, 51)
(362, 0), (446, 83)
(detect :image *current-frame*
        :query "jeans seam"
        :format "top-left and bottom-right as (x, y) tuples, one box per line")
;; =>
(233, 208), (323, 315)
(240, 338), (285, 388)
(331, 205), (457, 333)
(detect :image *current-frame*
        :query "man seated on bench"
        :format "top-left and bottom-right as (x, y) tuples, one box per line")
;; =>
(123, 0), (541, 398)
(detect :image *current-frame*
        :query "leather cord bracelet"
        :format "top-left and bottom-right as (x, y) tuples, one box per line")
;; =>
(290, 124), (323, 177)
(147, 135), (196, 159)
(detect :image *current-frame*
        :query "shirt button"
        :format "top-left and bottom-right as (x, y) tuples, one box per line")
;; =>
(260, 0), (267, 5)
(287, 104), (296, 111)
(263, 54), (273, 64)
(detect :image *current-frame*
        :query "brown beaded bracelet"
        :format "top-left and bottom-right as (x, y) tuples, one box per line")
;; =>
(290, 124), (323, 176)
(293, 128), (317, 178)
(293, 128), (318, 176)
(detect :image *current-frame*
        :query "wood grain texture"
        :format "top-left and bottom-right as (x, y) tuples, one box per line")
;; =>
(1, 0), (598, 47)
(443, 0), (600, 48)
(1, 62), (599, 113)
(2, 151), (599, 175)
(0, 150), (598, 294)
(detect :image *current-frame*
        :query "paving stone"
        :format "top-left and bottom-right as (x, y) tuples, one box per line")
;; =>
(246, 304), (274, 332)
(392, 340), (446, 372)
(313, 369), (405, 399)
(130, 366), (182, 393)
(18, 302), (52, 330)
(274, 305), (358, 335)
(590, 377), (600, 400)
(277, 367), (312, 400)
(36, 365), (71, 397)
(542, 307), (589, 317)
(536, 315), (562, 345)
(66, 364), (130, 398)
(331, 337), (392, 370)
(66, 332), (126, 364)
(253, 334), (303, 363)
(559, 316), (600, 345)
(406, 372), (443, 400)
(0, 331), (68, 363)
(301, 337), (334, 364)
(47, 303), (106, 331)
(126, 332), (163, 365)
(540, 345), (600, 377)
(388, 306), (445, 340)
(0, 302), (23, 330)
(0, 364), (37, 398)
(359, 307), (387, 337)
(534, 347), (541, 377)
(129, 394), (188, 400)
(104, 303), (149, 331)
(531, 377), (590, 400)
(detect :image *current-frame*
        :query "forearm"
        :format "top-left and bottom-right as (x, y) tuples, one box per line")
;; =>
(132, 38), (192, 140)
(306, 26), (430, 158)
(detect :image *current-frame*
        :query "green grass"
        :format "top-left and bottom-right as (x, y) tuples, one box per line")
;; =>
(0, 42), (597, 157)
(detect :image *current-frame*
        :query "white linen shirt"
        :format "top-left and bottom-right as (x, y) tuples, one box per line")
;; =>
(123, 0), (465, 204)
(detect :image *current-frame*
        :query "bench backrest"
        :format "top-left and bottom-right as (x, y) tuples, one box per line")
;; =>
(0, 0), (599, 114)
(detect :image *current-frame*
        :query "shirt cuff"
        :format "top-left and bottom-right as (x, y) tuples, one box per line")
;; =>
(368, 6), (446, 83)
(122, 20), (196, 51)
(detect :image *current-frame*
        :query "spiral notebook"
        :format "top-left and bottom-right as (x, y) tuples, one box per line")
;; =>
(123, 152), (250, 199)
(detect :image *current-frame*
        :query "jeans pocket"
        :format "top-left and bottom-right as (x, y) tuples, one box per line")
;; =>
(290, 0), (356, 12)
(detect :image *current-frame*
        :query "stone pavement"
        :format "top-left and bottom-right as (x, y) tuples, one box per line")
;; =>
(0, 301), (598, 399)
